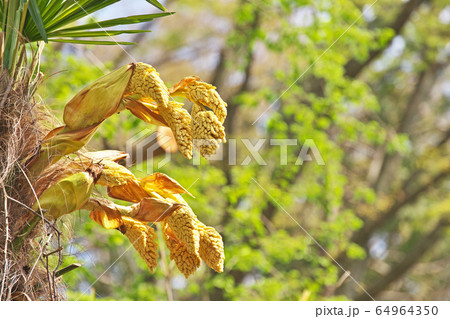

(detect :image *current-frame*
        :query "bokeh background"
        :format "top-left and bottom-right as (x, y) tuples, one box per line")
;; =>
(37, 0), (450, 300)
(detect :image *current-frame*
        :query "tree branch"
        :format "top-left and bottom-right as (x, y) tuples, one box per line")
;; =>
(210, 47), (226, 88)
(356, 218), (449, 300)
(352, 167), (450, 247)
(223, 10), (260, 135)
(349, 62), (448, 248)
(344, 0), (426, 78)
(372, 64), (435, 193)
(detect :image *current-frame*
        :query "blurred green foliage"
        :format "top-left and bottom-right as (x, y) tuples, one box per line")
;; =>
(38, 0), (450, 301)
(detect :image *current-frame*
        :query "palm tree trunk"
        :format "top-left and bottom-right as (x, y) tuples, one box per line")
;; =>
(0, 69), (61, 300)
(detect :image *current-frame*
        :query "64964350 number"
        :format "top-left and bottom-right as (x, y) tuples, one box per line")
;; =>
(375, 306), (438, 316)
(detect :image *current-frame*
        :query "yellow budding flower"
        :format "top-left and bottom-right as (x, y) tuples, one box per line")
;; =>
(165, 204), (200, 256)
(125, 99), (193, 159)
(55, 62), (227, 163)
(61, 62), (194, 159)
(163, 222), (201, 278)
(170, 76), (227, 124)
(191, 103), (226, 157)
(124, 62), (170, 110)
(120, 216), (159, 273)
(166, 195), (224, 274)
(158, 101), (193, 159)
(95, 160), (137, 187)
(64, 62), (171, 130)
(198, 222), (225, 273)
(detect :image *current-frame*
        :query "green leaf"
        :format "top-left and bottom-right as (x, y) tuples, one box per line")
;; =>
(48, 39), (136, 45)
(54, 12), (173, 33)
(55, 263), (82, 278)
(3, 0), (22, 71)
(12, 215), (40, 252)
(40, 0), (66, 25)
(7, 0), (172, 47)
(0, 1), (6, 31)
(28, 0), (48, 42)
(44, 1), (121, 33)
(48, 29), (151, 38)
(346, 243), (366, 260)
(145, 0), (167, 11)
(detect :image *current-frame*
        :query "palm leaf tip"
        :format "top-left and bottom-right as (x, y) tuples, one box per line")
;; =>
(28, 0), (48, 42)
(145, 0), (167, 12)
(17, 0), (173, 45)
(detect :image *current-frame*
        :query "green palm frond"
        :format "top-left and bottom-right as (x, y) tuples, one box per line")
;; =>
(0, 0), (172, 72)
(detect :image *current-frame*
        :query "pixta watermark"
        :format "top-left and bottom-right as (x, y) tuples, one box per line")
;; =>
(127, 130), (325, 174)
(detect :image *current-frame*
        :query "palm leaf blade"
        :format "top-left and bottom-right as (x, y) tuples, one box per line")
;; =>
(54, 12), (173, 33)
(49, 39), (136, 45)
(48, 29), (151, 38)
(28, 0), (48, 42)
(145, 0), (166, 11)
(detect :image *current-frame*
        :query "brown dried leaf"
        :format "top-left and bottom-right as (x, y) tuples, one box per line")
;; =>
(83, 150), (129, 163)
(133, 197), (183, 222)
(89, 210), (123, 229)
(64, 64), (135, 129)
(140, 172), (193, 198)
(43, 124), (99, 157)
(107, 179), (149, 203)
(124, 98), (168, 126)
(83, 197), (134, 216)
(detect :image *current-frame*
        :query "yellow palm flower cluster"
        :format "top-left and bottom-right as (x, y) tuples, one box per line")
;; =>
(26, 64), (227, 278)
(170, 76), (227, 157)
(120, 217), (159, 272)
(81, 155), (224, 277)
(31, 62), (227, 173)
(32, 149), (225, 277)
(161, 213), (225, 278)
